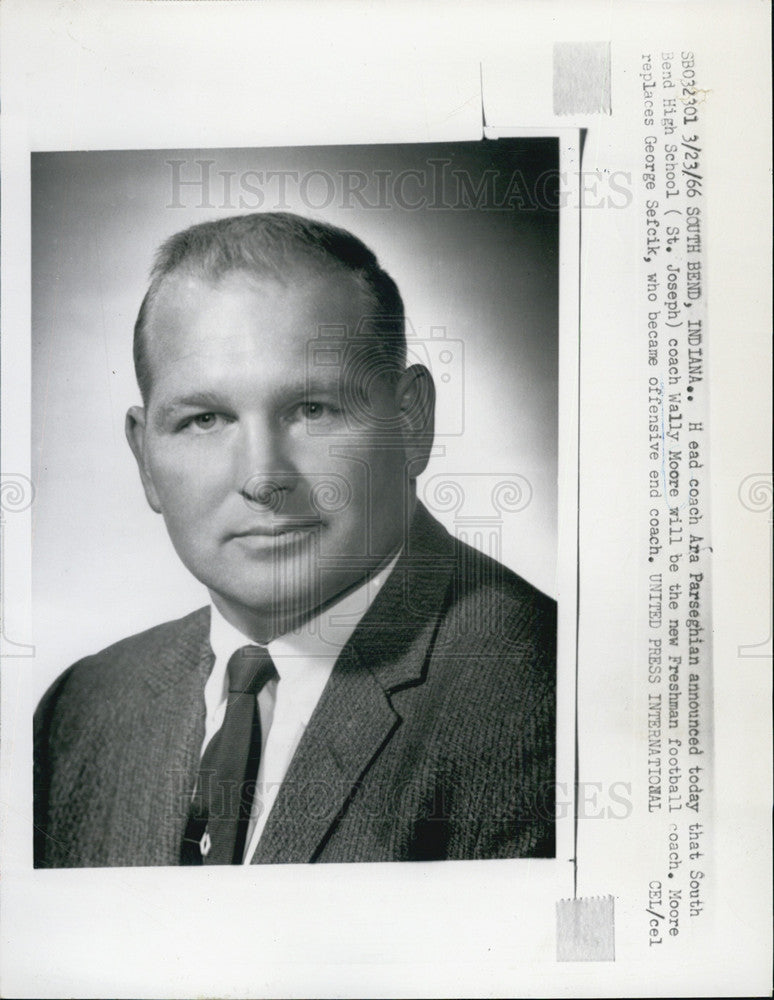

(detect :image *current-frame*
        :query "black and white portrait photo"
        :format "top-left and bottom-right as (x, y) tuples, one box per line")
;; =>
(32, 140), (562, 868)
(3, 4), (771, 996)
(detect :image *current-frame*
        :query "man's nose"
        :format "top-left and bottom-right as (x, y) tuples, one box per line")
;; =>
(235, 418), (296, 509)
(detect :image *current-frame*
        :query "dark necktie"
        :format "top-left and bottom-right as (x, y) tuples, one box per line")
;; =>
(181, 645), (277, 865)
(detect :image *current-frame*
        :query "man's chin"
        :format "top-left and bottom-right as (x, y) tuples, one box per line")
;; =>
(207, 583), (324, 640)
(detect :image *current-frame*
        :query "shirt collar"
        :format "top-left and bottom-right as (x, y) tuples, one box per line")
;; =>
(209, 548), (402, 681)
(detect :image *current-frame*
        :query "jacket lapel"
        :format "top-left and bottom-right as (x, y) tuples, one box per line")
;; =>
(248, 645), (401, 864)
(104, 608), (214, 866)
(250, 503), (456, 864)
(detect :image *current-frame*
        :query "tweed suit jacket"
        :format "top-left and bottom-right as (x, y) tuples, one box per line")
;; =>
(34, 503), (556, 868)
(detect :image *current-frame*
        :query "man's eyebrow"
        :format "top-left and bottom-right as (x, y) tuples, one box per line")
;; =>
(154, 392), (227, 422)
(303, 374), (344, 393)
(153, 380), (345, 422)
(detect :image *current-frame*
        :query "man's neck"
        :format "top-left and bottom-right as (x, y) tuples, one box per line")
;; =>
(209, 546), (405, 645)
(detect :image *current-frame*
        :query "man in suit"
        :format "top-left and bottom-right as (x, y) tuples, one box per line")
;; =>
(34, 211), (556, 867)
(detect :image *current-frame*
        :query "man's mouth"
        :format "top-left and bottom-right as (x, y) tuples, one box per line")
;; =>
(228, 520), (323, 539)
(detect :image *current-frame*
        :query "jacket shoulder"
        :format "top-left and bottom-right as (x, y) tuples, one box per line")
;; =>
(33, 606), (210, 868)
(429, 527), (557, 714)
(405, 502), (555, 646)
(34, 606), (210, 723)
(452, 534), (555, 633)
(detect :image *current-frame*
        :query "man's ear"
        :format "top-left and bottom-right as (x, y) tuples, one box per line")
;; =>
(125, 406), (162, 513)
(396, 364), (435, 479)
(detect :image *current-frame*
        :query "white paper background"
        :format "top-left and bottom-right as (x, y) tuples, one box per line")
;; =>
(1, 1), (771, 997)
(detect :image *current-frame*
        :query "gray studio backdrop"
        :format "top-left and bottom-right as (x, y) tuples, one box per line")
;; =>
(32, 139), (559, 692)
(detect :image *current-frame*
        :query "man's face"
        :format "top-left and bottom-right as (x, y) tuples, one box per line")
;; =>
(127, 268), (431, 640)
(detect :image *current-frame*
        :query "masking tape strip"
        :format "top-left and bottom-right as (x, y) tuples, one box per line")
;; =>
(553, 42), (612, 116)
(556, 895), (615, 961)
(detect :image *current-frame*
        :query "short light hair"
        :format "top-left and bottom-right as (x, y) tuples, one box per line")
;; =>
(133, 211), (406, 401)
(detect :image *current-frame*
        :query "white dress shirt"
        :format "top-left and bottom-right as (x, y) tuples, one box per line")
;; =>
(202, 551), (401, 864)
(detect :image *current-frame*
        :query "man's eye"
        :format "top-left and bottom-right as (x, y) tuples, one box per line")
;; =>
(183, 412), (223, 432)
(297, 402), (338, 421)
